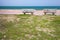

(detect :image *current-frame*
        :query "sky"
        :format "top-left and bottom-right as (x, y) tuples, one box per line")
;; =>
(0, 0), (60, 6)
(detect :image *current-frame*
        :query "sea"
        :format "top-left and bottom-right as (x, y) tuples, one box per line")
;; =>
(0, 6), (60, 10)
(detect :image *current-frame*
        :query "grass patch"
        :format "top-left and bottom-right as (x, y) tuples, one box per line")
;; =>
(0, 14), (60, 40)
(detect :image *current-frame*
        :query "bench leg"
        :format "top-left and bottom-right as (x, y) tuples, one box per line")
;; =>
(52, 13), (55, 15)
(24, 13), (25, 15)
(44, 12), (46, 15)
(31, 12), (33, 15)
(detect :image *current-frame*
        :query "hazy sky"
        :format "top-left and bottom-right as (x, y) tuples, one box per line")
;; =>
(0, 0), (60, 6)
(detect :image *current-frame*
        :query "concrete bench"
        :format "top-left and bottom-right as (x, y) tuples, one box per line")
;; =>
(43, 9), (56, 15)
(21, 9), (36, 15)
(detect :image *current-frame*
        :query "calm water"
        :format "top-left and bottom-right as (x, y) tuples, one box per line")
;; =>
(0, 6), (60, 10)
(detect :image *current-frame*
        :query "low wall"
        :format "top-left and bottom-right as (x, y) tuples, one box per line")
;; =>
(0, 9), (60, 15)
(0, 9), (23, 14)
(55, 10), (60, 15)
(33, 10), (44, 15)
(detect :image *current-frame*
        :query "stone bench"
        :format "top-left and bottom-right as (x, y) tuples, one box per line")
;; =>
(43, 9), (56, 15)
(21, 9), (36, 15)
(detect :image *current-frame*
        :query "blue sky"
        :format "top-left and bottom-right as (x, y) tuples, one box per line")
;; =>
(0, 0), (60, 6)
